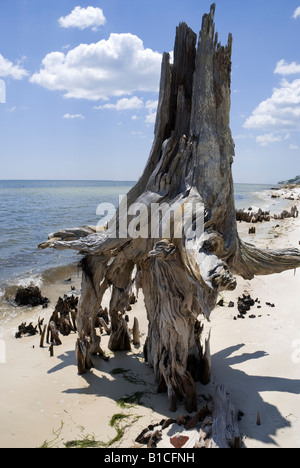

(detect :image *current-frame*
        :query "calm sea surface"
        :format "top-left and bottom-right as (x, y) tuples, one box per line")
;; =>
(0, 180), (282, 297)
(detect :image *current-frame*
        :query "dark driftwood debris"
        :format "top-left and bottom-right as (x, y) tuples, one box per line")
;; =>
(38, 4), (300, 447)
(14, 286), (49, 308)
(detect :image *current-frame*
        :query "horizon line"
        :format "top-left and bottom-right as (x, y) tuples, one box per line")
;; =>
(0, 179), (280, 185)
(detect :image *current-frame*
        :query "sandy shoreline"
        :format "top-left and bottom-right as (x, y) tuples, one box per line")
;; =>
(0, 187), (300, 449)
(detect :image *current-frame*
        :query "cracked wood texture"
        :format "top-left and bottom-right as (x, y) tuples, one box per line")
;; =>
(39, 4), (300, 414)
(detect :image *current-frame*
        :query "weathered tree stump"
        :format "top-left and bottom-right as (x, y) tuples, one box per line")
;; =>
(39, 4), (300, 412)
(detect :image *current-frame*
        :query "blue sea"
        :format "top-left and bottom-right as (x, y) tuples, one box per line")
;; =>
(0, 180), (284, 314)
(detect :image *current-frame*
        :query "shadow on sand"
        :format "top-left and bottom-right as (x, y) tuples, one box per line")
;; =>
(47, 340), (300, 447)
(211, 344), (300, 447)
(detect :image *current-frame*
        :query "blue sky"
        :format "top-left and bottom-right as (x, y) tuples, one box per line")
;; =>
(0, 0), (300, 183)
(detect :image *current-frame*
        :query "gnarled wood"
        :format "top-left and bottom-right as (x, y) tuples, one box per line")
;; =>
(39, 3), (300, 412)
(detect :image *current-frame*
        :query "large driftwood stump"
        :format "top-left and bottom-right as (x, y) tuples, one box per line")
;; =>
(39, 4), (300, 412)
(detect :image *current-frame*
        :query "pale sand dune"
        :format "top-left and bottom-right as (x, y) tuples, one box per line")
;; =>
(0, 193), (299, 448)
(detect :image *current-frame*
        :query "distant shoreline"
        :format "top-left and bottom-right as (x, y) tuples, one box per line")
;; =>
(0, 179), (137, 183)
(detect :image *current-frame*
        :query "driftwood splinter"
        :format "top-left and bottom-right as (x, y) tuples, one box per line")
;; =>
(39, 4), (300, 415)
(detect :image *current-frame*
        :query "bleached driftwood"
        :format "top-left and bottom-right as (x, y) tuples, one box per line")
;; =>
(39, 4), (300, 413)
(210, 385), (241, 448)
(38, 226), (97, 250)
(136, 385), (240, 449)
(236, 205), (299, 223)
(274, 205), (299, 220)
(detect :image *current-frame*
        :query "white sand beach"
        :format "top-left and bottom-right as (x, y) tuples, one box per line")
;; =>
(0, 188), (300, 449)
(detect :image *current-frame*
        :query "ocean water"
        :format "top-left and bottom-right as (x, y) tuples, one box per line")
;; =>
(0, 180), (134, 295)
(0, 180), (283, 314)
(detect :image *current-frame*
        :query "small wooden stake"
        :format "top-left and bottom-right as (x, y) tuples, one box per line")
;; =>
(132, 317), (140, 345)
(38, 317), (44, 335)
(40, 324), (47, 348)
(256, 411), (261, 426)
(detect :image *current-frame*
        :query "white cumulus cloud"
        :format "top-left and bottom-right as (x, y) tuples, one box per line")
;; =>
(94, 96), (159, 126)
(256, 133), (282, 146)
(274, 59), (300, 75)
(244, 78), (300, 132)
(145, 99), (158, 124)
(95, 96), (144, 111)
(0, 54), (28, 80)
(30, 33), (162, 101)
(293, 6), (300, 19)
(63, 113), (85, 120)
(145, 99), (158, 111)
(59, 6), (106, 31)
(0, 79), (5, 103)
(145, 112), (156, 124)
